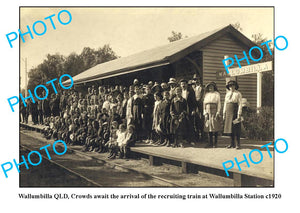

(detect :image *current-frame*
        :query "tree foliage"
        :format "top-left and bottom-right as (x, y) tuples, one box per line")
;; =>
(27, 45), (118, 92)
(232, 22), (243, 32)
(167, 31), (187, 42)
(251, 33), (274, 106)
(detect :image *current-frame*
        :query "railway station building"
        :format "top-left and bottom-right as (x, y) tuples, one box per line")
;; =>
(70, 24), (258, 106)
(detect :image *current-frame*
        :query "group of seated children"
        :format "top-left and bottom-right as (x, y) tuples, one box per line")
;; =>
(41, 116), (136, 159)
(106, 123), (136, 159)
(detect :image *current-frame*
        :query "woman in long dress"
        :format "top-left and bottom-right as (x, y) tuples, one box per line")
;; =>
(223, 80), (243, 149)
(203, 82), (221, 148)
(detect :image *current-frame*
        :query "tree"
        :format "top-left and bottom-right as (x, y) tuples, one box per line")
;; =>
(63, 52), (85, 76)
(251, 33), (274, 107)
(251, 33), (273, 62)
(26, 44), (118, 92)
(79, 45), (118, 70)
(232, 22), (243, 32)
(27, 66), (46, 92)
(167, 31), (187, 42)
(80, 47), (97, 70)
(232, 22), (274, 107)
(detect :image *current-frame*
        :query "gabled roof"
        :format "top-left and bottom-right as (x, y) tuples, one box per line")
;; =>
(68, 24), (256, 85)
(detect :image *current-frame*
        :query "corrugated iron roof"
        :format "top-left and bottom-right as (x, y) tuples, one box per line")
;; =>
(69, 24), (254, 84)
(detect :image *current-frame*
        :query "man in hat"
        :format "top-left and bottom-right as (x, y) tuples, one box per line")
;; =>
(170, 87), (188, 147)
(193, 75), (205, 142)
(41, 90), (51, 119)
(151, 82), (162, 94)
(188, 80), (195, 90)
(20, 100), (28, 123)
(37, 98), (43, 125)
(168, 78), (177, 99)
(159, 90), (171, 146)
(142, 85), (155, 143)
(119, 91), (128, 120)
(161, 82), (169, 92)
(148, 81), (154, 89)
(59, 91), (68, 116)
(132, 86), (143, 141)
(180, 79), (197, 144)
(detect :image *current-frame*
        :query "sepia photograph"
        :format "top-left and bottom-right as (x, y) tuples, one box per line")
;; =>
(19, 7), (274, 187)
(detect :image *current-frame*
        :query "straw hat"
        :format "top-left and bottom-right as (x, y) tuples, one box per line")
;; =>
(168, 78), (177, 85)
(226, 80), (239, 90)
(205, 82), (218, 92)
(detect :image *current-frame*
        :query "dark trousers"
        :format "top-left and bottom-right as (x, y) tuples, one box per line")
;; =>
(208, 132), (218, 146)
(21, 112), (28, 123)
(231, 123), (241, 146)
(31, 111), (38, 124)
(38, 110), (43, 124)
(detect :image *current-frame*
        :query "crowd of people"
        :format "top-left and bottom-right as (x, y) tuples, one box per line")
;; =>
(20, 74), (245, 159)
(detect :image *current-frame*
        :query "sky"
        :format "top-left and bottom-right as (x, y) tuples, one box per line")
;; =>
(20, 7), (274, 89)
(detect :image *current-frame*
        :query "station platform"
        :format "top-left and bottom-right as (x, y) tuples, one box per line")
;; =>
(20, 122), (274, 187)
(131, 143), (273, 187)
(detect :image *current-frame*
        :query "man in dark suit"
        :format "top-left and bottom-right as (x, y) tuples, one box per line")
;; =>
(142, 85), (155, 143)
(42, 90), (51, 118)
(193, 74), (205, 142)
(180, 79), (197, 144)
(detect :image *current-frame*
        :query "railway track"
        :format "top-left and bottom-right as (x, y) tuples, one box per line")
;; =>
(20, 131), (182, 187)
(20, 144), (103, 187)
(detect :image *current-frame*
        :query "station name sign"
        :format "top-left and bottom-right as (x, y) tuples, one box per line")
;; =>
(228, 61), (272, 77)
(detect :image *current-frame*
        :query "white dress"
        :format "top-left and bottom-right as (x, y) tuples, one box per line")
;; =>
(203, 91), (221, 132)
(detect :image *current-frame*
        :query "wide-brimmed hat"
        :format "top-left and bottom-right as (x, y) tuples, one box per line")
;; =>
(168, 78), (177, 85)
(226, 80), (239, 90)
(242, 98), (250, 107)
(179, 79), (188, 83)
(161, 82), (168, 88)
(205, 82), (218, 92)
(152, 82), (162, 92)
